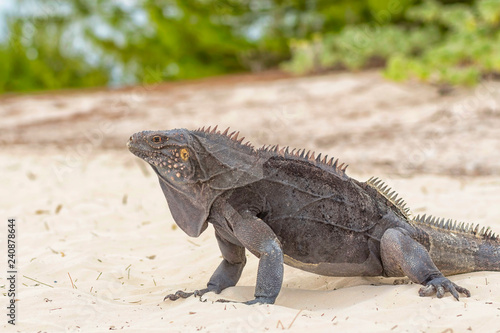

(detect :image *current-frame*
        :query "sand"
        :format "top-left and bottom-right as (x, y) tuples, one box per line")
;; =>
(1, 71), (499, 332)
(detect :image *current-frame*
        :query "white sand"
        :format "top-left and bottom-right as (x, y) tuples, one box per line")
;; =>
(1, 71), (499, 332)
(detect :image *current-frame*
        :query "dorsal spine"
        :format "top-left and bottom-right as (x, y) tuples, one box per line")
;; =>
(194, 125), (350, 178)
(366, 177), (411, 218)
(412, 214), (499, 241)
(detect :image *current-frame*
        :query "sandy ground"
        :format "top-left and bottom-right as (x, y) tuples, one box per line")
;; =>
(1, 70), (500, 332)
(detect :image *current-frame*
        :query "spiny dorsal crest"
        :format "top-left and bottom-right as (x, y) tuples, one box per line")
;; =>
(258, 145), (349, 178)
(194, 126), (255, 151)
(412, 214), (499, 242)
(194, 126), (348, 177)
(366, 177), (411, 218)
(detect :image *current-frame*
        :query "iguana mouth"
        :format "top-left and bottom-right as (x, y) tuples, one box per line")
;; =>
(127, 142), (166, 168)
(127, 141), (145, 157)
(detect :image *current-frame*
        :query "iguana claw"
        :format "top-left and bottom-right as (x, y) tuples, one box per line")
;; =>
(164, 288), (210, 301)
(418, 277), (471, 300)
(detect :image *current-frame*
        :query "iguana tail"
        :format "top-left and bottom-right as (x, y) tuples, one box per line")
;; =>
(412, 214), (500, 275)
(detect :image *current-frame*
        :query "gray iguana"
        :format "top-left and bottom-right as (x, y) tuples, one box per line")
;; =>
(127, 126), (500, 305)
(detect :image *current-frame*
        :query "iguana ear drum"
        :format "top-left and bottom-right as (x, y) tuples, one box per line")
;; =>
(180, 148), (189, 161)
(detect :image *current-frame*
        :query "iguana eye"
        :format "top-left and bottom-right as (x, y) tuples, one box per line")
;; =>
(180, 148), (189, 161)
(152, 136), (162, 143)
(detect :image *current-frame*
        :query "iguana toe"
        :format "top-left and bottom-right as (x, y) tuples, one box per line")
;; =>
(164, 290), (194, 301)
(193, 288), (211, 297)
(215, 298), (232, 303)
(244, 297), (276, 305)
(164, 288), (210, 301)
(418, 277), (470, 300)
(214, 296), (276, 305)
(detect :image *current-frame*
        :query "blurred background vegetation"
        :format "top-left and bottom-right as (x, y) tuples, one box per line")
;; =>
(0, 0), (499, 93)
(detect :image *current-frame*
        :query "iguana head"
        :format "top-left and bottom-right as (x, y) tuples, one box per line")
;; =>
(128, 128), (263, 237)
(128, 129), (197, 184)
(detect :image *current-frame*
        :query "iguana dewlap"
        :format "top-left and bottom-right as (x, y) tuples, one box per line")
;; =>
(128, 127), (500, 305)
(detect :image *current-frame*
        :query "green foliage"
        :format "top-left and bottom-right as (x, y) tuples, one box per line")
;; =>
(285, 0), (500, 85)
(1, 0), (498, 92)
(0, 4), (110, 93)
(283, 24), (440, 73)
(386, 0), (500, 85)
(0, 0), (414, 93)
(89, 0), (412, 83)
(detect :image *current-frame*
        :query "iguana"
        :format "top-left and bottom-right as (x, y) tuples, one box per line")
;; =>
(127, 126), (500, 305)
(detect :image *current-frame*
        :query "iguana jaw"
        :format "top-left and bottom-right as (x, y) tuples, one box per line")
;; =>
(128, 130), (212, 238)
(127, 141), (165, 168)
(128, 130), (197, 183)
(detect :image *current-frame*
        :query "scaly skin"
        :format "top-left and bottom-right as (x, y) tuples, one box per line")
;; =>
(128, 127), (500, 305)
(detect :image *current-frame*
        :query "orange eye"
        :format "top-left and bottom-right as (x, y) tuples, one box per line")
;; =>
(180, 148), (189, 161)
(152, 136), (162, 143)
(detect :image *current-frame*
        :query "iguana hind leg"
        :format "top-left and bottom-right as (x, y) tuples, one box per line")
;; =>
(380, 227), (470, 300)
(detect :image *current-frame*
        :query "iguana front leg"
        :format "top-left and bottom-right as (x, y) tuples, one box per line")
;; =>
(164, 230), (246, 302)
(381, 228), (471, 300)
(221, 207), (284, 305)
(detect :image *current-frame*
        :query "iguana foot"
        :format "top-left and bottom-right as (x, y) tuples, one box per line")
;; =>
(164, 288), (210, 301)
(244, 296), (276, 305)
(418, 277), (471, 300)
(215, 296), (276, 305)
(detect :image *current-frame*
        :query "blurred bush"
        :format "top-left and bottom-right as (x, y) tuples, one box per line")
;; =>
(1, 0), (498, 92)
(0, 0), (414, 92)
(284, 0), (500, 85)
(0, 7), (110, 92)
